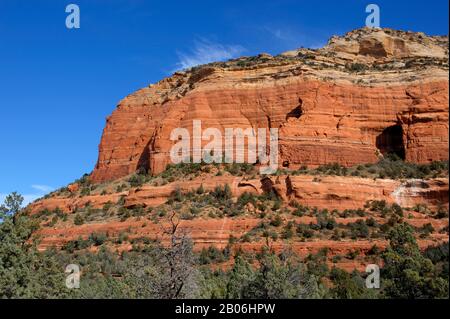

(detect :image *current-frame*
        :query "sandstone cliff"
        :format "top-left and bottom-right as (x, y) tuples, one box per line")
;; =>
(91, 27), (449, 183)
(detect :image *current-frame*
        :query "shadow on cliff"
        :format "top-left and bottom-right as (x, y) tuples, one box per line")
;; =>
(376, 124), (406, 159)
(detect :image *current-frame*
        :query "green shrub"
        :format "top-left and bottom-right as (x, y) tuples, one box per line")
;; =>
(272, 200), (282, 211)
(296, 224), (314, 238)
(348, 220), (370, 238)
(419, 223), (435, 237)
(128, 174), (146, 187)
(316, 215), (337, 230)
(74, 214), (84, 225)
(211, 184), (232, 201)
(198, 246), (228, 265)
(365, 217), (378, 227)
(270, 215), (283, 227)
(80, 187), (91, 196)
(237, 192), (257, 207)
(168, 187), (184, 203)
(196, 184), (205, 194)
(435, 206), (449, 219)
(346, 63), (367, 72)
(89, 232), (108, 246)
(367, 244), (381, 255)
(282, 222), (294, 239)
(118, 207), (131, 222)
(346, 250), (359, 259)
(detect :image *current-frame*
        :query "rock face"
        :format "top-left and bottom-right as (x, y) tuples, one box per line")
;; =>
(35, 216), (447, 259)
(91, 28), (449, 183)
(324, 28), (448, 60)
(30, 175), (449, 215)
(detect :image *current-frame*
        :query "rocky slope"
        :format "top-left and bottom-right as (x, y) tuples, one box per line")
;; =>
(27, 27), (449, 271)
(30, 174), (449, 215)
(29, 165), (449, 272)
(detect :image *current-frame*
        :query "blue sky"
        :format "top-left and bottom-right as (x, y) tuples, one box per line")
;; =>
(0, 0), (448, 205)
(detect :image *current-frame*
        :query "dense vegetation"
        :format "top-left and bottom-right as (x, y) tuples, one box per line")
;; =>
(45, 156), (448, 200)
(1, 193), (448, 299)
(284, 155), (448, 180)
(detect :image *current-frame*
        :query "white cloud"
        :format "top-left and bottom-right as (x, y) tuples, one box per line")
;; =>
(175, 38), (246, 70)
(266, 27), (292, 42)
(263, 26), (327, 50)
(31, 184), (53, 193)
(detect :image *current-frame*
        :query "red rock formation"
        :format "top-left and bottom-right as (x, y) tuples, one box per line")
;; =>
(34, 214), (448, 257)
(91, 29), (449, 183)
(26, 28), (450, 272)
(29, 175), (448, 214)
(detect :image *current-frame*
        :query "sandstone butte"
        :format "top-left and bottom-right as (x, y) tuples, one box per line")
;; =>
(91, 27), (449, 182)
(28, 28), (449, 271)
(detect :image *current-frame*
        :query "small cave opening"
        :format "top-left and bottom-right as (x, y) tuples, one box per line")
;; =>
(286, 98), (303, 120)
(376, 124), (406, 160)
